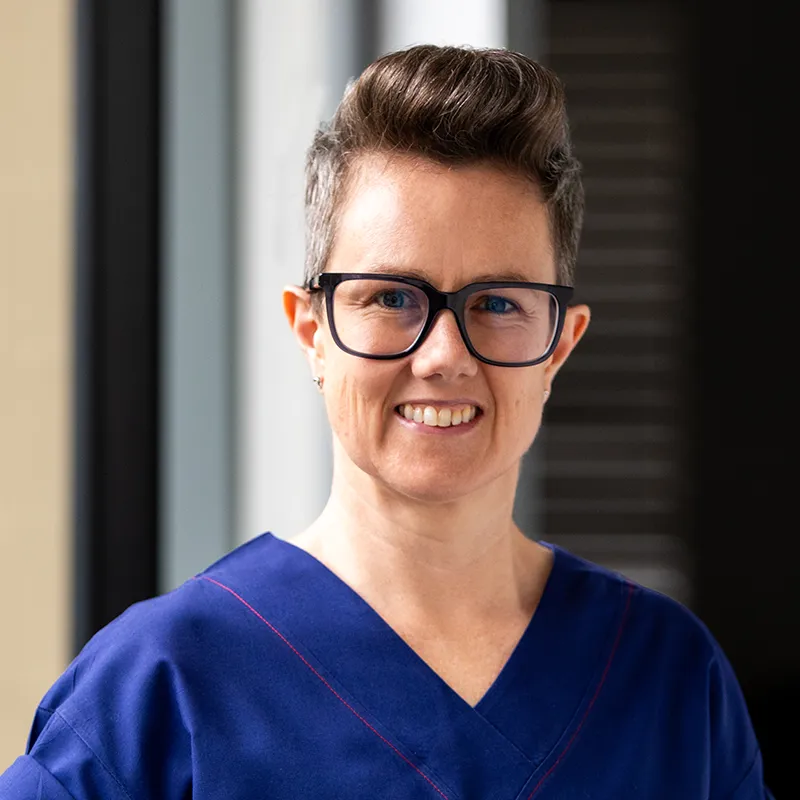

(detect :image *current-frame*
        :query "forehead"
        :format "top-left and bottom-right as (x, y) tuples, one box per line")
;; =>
(330, 153), (556, 286)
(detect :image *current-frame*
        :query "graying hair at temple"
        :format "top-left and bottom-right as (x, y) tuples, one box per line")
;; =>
(304, 44), (584, 295)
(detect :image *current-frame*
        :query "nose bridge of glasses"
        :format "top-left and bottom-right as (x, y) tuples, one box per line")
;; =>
(420, 303), (472, 355)
(425, 285), (465, 329)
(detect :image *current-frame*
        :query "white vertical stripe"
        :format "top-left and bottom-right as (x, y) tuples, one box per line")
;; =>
(162, 0), (236, 590)
(236, 0), (331, 544)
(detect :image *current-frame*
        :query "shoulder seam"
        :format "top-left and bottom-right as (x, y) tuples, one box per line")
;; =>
(52, 710), (135, 800)
(22, 754), (81, 800)
(714, 748), (762, 800)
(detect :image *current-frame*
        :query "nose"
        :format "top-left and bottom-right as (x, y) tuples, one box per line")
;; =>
(409, 309), (478, 380)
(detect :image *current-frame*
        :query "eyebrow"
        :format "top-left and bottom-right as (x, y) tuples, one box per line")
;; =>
(363, 264), (537, 284)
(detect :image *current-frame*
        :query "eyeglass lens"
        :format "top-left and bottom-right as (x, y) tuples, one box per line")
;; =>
(331, 278), (558, 364)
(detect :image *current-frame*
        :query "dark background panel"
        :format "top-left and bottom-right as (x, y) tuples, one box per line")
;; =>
(691, 2), (795, 792)
(540, 0), (794, 792)
(74, 0), (161, 649)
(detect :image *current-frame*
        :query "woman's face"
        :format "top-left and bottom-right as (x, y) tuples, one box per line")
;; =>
(287, 154), (589, 504)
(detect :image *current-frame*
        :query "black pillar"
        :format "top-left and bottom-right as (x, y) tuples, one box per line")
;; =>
(74, 0), (162, 648)
(691, 5), (795, 793)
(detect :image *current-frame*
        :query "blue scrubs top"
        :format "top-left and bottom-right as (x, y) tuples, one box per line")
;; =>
(0, 533), (772, 798)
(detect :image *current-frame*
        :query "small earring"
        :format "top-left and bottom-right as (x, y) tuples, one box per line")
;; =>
(543, 389), (550, 402)
(313, 375), (324, 392)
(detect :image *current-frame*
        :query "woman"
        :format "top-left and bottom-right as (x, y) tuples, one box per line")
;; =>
(0, 45), (771, 799)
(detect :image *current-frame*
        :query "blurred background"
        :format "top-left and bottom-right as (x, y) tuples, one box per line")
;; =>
(1, 0), (793, 792)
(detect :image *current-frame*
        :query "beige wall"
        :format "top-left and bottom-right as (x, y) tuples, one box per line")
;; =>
(0, 0), (73, 765)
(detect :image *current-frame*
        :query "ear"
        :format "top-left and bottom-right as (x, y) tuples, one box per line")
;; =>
(543, 303), (591, 386)
(283, 285), (325, 376)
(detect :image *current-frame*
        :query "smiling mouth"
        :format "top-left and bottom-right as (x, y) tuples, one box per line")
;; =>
(394, 403), (482, 428)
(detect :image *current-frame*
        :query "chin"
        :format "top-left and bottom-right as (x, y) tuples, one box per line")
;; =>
(385, 477), (477, 505)
(374, 459), (493, 505)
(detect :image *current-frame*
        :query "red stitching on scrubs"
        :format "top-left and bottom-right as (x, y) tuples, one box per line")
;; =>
(197, 575), (450, 800)
(526, 582), (635, 799)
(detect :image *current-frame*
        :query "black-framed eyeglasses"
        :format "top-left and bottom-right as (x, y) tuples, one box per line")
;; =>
(306, 273), (574, 368)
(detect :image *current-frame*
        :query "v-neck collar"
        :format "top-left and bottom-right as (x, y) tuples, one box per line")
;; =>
(203, 532), (629, 800)
(282, 532), (558, 710)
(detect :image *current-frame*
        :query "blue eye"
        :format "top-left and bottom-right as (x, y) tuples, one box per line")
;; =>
(478, 295), (516, 314)
(377, 290), (411, 309)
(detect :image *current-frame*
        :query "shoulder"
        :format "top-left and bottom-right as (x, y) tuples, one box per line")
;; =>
(29, 578), (223, 746)
(76, 533), (279, 661)
(18, 534), (283, 798)
(44, 532), (281, 715)
(552, 545), (763, 797)
(552, 544), (719, 664)
(17, 583), (207, 798)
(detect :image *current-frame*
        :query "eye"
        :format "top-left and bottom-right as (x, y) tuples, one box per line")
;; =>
(474, 295), (518, 314)
(375, 289), (416, 309)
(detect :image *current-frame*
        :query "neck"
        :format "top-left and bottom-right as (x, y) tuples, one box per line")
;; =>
(292, 449), (551, 630)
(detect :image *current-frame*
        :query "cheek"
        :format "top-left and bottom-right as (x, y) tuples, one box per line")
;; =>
(325, 361), (392, 439)
(327, 372), (364, 434)
(493, 373), (546, 446)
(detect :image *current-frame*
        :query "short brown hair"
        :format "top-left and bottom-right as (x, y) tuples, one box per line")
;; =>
(305, 44), (583, 287)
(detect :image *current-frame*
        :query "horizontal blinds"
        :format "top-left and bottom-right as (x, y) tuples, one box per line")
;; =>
(542, 1), (691, 603)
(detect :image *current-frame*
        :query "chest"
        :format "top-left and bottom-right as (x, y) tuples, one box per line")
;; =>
(186, 648), (709, 800)
(389, 618), (531, 707)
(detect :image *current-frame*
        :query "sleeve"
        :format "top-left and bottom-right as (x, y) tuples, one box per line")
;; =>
(0, 710), (131, 799)
(0, 593), (195, 800)
(708, 642), (772, 799)
(719, 751), (774, 799)
(0, 756), (78, 800)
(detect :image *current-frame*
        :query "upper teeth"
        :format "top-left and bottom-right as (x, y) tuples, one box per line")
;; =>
(399, 404), (478, 427)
